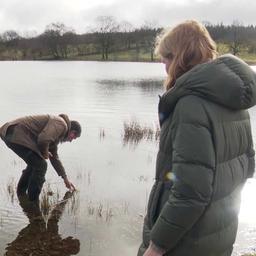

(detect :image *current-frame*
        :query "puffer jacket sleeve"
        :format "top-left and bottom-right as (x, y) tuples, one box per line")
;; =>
(247, 123), (255, 178)
(150, 96), (216, 251)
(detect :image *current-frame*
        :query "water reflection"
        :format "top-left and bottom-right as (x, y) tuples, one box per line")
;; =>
(96, 78), (163, 91)
(4, 191), (80, 256)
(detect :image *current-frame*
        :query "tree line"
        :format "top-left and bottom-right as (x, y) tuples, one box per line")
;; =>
(0, 17), (256, 61)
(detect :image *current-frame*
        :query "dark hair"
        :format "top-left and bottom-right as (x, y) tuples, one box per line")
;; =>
(70, 120), (82, 137)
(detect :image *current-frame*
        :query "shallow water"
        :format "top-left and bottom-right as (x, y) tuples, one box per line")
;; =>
(0, 61), (255, 256)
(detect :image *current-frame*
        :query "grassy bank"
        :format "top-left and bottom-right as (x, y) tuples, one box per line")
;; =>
(54, 45), (256, 64)
(71, 52), (153, 62)
(39, 51), (256, 65)
(1, 44), (256, 64)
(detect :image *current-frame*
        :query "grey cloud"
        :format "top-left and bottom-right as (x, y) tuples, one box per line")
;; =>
(81, 0), (256, 30)
(0, 0), (78, 33)
(0, 0), (255, 34)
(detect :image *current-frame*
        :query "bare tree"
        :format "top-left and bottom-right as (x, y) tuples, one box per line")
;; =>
(1, 30), (20, 42)
(60, 31), (76, 58)
(137, 20), (160, 61)
(119, 21), (134, 50)
(42, 22), (75, 59)
(94, 16), (119, 60)
(1, 30), (21, 48)
(229, 20), (244, 56)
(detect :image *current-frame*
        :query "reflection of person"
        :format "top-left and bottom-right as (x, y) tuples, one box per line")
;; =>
(5, 192), (80, 256)
(0, 114), (81, 201)
(138, 20), (256, 256)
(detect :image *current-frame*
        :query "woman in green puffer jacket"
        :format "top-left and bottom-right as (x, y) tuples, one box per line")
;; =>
(138, 20), (256, 256)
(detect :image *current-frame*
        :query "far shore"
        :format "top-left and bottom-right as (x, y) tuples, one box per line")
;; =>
(1, 57), (256, 66)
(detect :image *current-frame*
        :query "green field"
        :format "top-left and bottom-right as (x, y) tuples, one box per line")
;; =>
(1, 43), (256, 64)
(69, 46), (256, 64)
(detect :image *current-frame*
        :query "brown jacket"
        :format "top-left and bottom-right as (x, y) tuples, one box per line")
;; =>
(0, 114), (71, 178)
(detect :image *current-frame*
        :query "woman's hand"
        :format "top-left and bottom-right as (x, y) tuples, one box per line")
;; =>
(143, 242), (165, 256)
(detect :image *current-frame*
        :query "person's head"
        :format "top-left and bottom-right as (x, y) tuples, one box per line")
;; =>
(155, 20), (218, 90)
(66, 120), (82, 142)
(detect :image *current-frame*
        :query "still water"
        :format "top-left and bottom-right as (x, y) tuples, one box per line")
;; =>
(0, 61), (255, 256)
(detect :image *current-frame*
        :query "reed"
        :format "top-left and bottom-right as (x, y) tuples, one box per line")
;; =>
(105, 206), (113, 223)
(99, 128), (106, 139)
(6, 178), (15, 203)
(87, 201), (114, 223)
(123, 201), (129, 214)
(0, 215), (3, 227)
(69, 191), (80, 216)
(39, 183), (63, 226)
(97, 203), (103, 218)
(88, 202), (95, 215)
(123, 120), (160, 144)
(40, 185), (52, 224)
(87, 171), (91, 186)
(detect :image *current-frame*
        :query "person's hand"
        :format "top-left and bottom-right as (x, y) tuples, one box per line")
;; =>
(42, 152), (53, 159)
(143, 242), (165, 256)
(42, 152), (49, 159)
(143, 247), (163, 256)
(63, 177), (76, 192)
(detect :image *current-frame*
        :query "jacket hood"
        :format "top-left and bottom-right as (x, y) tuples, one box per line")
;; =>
(58, 114), (71, 138)
(159, 54), (256, 123)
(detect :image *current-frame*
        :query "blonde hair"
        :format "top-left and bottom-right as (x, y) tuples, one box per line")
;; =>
(155, 20), (218, 90)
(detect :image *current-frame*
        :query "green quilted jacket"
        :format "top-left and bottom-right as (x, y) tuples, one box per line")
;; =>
(138, 54), (256, 256)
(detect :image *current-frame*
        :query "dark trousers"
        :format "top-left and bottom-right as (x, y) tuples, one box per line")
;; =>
(4, 126), (47, 201)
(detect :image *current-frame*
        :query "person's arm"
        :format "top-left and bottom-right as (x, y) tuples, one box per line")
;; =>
(49, 143), (76, 191)
(150, 97), (215, 252)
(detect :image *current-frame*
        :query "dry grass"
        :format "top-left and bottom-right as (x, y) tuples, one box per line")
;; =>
(39, 184), (80, 229)
(87, 201), (114, 223)
(123, 120), (160, 145)
(88, 202), (95, 216)
(6, 178), (16, 203)
(0, 214), (3, 227)
(97, 203), (103, 217)
(123, 201), (129, 214)
(99, 128), (106, 139)
(40, 184), (58, 225)
(68, 191), (80, 216)
(105, 206), (113, 223)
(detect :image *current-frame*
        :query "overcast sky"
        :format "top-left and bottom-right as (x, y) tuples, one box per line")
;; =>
(0, 0), (255, 35)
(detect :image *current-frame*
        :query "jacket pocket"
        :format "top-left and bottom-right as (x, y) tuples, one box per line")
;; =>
(147, 180), (173, 228)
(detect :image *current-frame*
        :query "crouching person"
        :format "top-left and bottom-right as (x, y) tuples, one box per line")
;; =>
(0, 114), (81, 201)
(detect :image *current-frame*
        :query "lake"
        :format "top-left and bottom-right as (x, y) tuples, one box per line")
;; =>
(0, 61), (255, 256)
